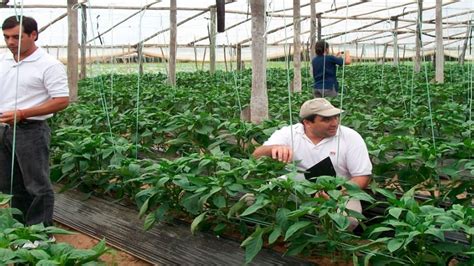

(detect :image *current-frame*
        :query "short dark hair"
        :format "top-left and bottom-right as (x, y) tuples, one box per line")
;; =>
(300, 114), (318, 124)
(2, 15), (38, 41)
(315, 40), (329, 56)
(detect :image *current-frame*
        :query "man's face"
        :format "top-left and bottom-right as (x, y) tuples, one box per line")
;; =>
(305, 115), (340, 138)
(3, 25), (36, 56)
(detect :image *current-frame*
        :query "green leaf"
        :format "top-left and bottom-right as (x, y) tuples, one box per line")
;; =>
(327, 190), (342, 200)
(405, 211), (418, 225)
(240, 199), (270, 217)
(212, 196), (226, 209)
(402, 230), (421, 248)
(69, 249), (97, 260)
(375, 188), (397, 200)
(29, 249), (50, 260)
(61, 161), (76, 174)
(0, 248), (15, 261)
(191, 212), (207, 234)
(425, 228), (445, 241)
(268, 226), (281, 245)
(36, 259), (61, 265)
(217, 162), (231, 171)
(138, 198), (150, 218)
(389, 208), (404, 219)
(368, 226), (393, 238)
(241, 227), (264, 264)
(227, 201), (245, 218)
(143, 212), (156, 231)
(329, 212), (350, 230)
(387, 239), (404, 253)
(349, 192), (375, 203)
(284, 221), (312, 241)
(276, 208), (291, 230)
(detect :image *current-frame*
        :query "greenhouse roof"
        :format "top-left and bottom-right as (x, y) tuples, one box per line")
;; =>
(0, 0), (472, 61)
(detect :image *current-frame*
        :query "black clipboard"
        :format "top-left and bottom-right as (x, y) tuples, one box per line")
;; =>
(304, 156), (336, 179)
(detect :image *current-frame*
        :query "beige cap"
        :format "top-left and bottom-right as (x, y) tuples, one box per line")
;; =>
(299, 98), (344, 118)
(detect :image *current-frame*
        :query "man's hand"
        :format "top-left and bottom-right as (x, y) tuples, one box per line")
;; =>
(0, 110), (25, 125)
(270, 145), (293, 163)
(315, 191), (330, 200)
(253, 145), (293, 163)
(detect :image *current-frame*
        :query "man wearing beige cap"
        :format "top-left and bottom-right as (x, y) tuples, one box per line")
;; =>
(253, 98), (372, 229)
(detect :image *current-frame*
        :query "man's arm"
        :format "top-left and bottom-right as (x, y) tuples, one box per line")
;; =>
(252, 144), (293, 163)
(0, 97), (69, 124)
(349, 175), (371, 189)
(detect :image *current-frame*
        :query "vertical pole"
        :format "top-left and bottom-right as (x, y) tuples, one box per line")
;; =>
(382, 43), (388, 65)
(393, 17), (399, 66)
(223, 45), (228, 71)
(250, 0), (268, 124)
(193, 44), (198, 71)
(317, 14), (322, 41)
(355, 42), (359, 62)
(80, 3), (87, 79)
(414, 0), (422, 73)
(67, 0), (78, 102)
(310, 0), (316, 59)
(435, 0), (444, 83)
(403, 44), (406, 60)
(210, 7), (217, 74)
(293, 0), (301, 93)
(459, 21), (471, 65)
(168, 0), (177, 85)
(236, 43), (242, 71)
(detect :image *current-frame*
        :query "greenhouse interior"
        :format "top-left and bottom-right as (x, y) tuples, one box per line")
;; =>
(0, 0), (472, 265)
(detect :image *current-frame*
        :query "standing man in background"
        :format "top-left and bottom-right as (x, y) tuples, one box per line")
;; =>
(311, 40), (351, 98)
(0, 15), (69, 227)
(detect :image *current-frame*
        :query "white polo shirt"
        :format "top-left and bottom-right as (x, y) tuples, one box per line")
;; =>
(0, 48), (69, 120)
(263, 123), (372, 181)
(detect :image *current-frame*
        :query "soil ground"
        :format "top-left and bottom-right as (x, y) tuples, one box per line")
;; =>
(54, 223), (152, 266)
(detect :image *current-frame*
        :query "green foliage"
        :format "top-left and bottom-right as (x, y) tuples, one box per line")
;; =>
(0, 193), (110, 265)
(49, 63), (473, 264)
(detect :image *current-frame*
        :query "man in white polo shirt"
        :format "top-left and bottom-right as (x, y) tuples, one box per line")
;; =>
(252, 98), (372, 229)
(0, 16), (69, 227)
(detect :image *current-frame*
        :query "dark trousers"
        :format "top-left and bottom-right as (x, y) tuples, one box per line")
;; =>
(313, 88), (338, 98)
(0, 120), (54, 226)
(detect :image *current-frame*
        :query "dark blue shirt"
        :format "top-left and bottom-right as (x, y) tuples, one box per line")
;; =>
(311, 55), (344, 91)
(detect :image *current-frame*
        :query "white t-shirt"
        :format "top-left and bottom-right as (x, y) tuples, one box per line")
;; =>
(0, 48), (69, 120)
(263, 123), (372, 181)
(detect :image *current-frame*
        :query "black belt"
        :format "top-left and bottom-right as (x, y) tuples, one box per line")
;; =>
(18, 119), (45, 125)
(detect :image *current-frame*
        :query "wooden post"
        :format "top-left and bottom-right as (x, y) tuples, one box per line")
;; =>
(67, 0), (78, 102)
(310, 0), (316, 59)
(382, 43), (388, 64)
(80, 3), (87, 79)
(223, 45), (228, 71)
(393, 17), (399, 66)
(236, 43), (242, 71)
(293, 0), (301, 93)
(403, 44), (406, 60)
(201, 47), (207, 70)
(250, 0), (268, 124)
(374, 42), (377, 62)
(193, 43), (198, 71)
(459, 21), (471, 65)
(435, 0), (444, 83)
(317, 14), (322, 41)
(210, 7), (217, 74)
(414, 0), (422, 73)
(168, 0), (177, 85)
